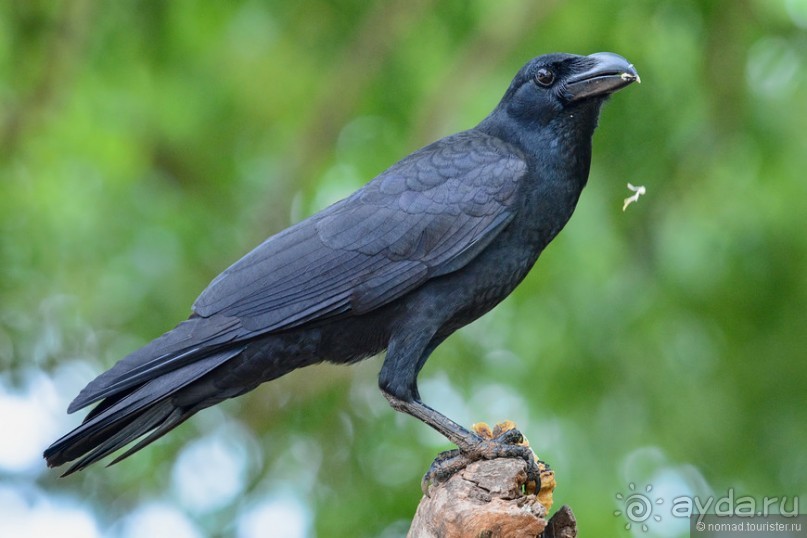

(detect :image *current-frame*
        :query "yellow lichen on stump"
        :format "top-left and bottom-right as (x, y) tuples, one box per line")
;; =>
(472, 420), (556, 512)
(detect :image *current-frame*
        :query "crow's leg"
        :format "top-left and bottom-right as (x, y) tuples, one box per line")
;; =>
(382, 392), (540, 495)
(379, 331), (539, 495)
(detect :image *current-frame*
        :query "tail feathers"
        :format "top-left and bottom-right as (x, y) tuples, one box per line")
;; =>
(59, 403), (181, 476)
(68, 316), (245, 413)
(44, 347), (243, 474)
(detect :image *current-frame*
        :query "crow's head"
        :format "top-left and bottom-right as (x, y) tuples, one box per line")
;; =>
(493, 52), (639, 132)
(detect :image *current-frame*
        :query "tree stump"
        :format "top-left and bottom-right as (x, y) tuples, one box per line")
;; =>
(407, 458), (577, 538)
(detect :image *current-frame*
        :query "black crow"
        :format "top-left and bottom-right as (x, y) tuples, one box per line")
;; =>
(45, 52), (639, 485)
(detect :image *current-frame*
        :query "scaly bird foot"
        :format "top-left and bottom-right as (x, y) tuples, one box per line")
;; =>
(421, 421), (544, 497)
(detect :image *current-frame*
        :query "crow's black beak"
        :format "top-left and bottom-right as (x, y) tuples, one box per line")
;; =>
(566, 52), (640, 102)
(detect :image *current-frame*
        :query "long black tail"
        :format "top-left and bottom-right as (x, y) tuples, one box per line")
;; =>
(44, 343), (244, 475)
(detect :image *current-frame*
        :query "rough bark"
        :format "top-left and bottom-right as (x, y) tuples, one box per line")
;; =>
(407, 458), (577, 538)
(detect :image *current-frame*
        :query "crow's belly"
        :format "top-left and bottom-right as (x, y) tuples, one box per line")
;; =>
(416, 240), (544, 336)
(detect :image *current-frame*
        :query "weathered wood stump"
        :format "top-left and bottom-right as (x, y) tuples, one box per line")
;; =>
(408, 457), (577, 538)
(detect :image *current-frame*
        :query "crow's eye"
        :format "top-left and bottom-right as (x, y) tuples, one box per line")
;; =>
(534, 68), (555, 87)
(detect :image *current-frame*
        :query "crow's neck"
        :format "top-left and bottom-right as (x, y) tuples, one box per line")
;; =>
(480, 106), (604, 250)
(480, 104), (600, 183)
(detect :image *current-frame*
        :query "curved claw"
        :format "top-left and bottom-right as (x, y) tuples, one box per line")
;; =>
(421, 448), (462, 496)
(420, 428), (542, 497)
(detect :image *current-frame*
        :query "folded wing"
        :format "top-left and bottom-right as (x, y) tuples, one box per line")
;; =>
(193, 131), (527, 329)
(69, 131), (526, 413)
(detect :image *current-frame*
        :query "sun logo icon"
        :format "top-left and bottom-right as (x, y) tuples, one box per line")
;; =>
(614, 482), (663, 532)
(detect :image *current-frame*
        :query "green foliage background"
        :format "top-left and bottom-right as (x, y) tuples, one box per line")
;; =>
(2, 1), (805, 536)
